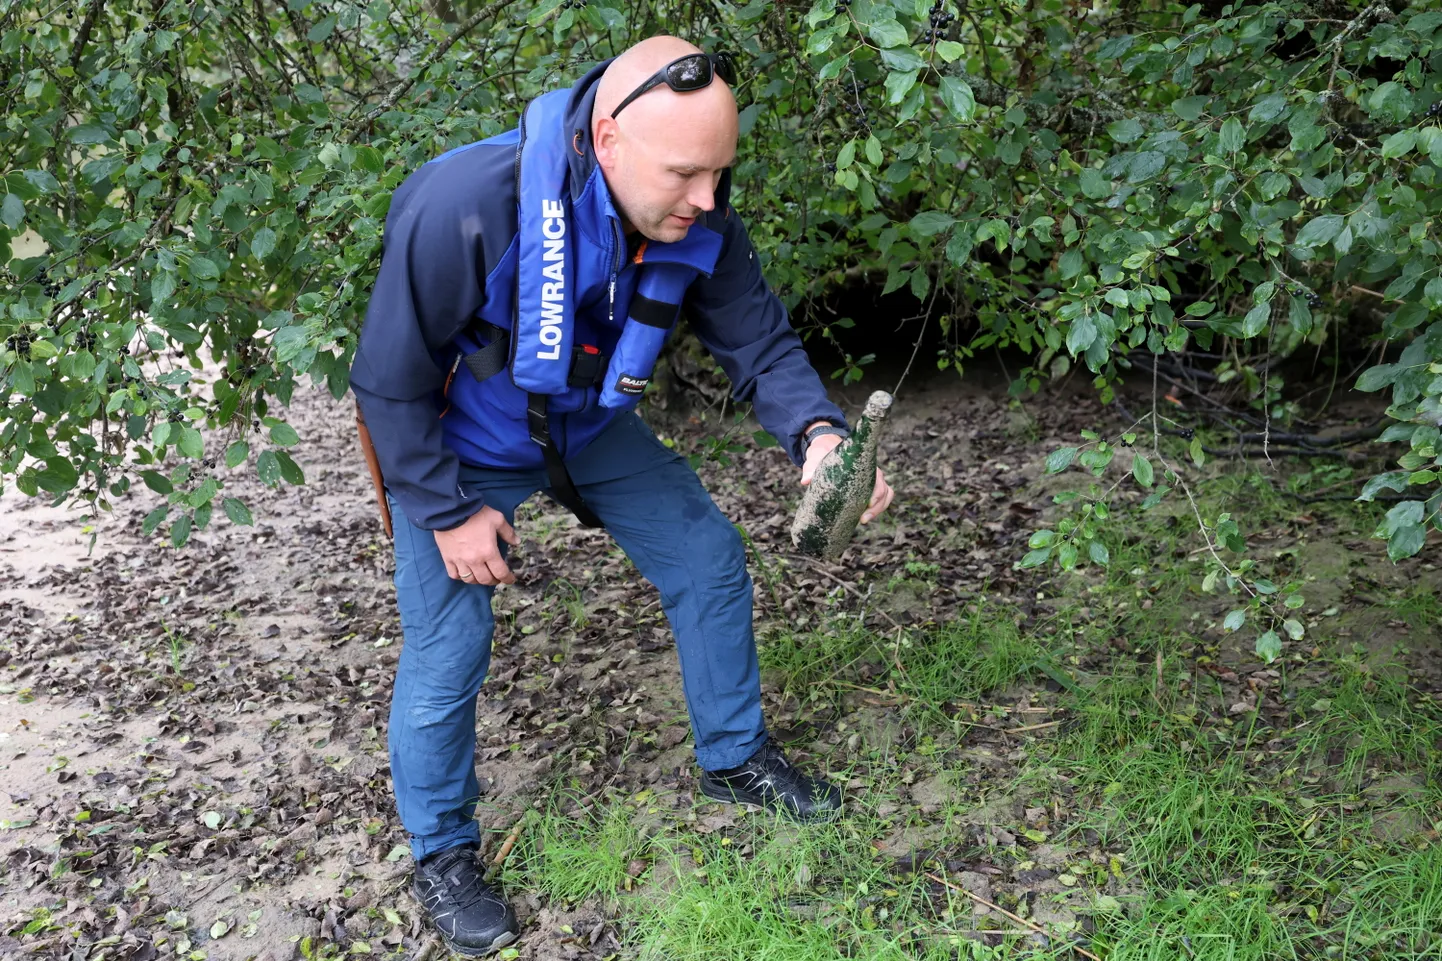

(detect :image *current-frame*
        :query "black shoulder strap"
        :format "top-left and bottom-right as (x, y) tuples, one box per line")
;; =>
(461, 321), (510, 383)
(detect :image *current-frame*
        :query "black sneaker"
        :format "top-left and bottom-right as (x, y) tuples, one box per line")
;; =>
(699, 740), (843, 822)
(412, 844), (520, 957)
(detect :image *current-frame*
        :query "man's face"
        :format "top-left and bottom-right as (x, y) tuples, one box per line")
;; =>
(594, 91), (738, 243)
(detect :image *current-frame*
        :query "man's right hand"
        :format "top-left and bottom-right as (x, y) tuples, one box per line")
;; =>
(433, 506), (520, 586)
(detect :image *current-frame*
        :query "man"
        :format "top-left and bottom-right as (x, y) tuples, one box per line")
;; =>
(350, 35), (894, 955)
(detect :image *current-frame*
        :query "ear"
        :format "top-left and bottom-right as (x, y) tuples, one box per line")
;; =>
(593, 116), (620, 170)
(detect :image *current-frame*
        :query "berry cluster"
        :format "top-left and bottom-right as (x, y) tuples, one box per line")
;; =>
(1428, 101), (1442, 118)
(559, 0), (587, 8)
(75, 329), (95, 351)
(841, 76), (872, 131)
(1287, 284), (1323, 307)
(921, 1), (955, 43)
(6, 335), (31, 358)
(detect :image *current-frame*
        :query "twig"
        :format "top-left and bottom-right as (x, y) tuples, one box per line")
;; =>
(1000, 720), (1061, 734)
(346, 0), (517, 140)
(926, 871), (1102, 961)
(800, 561), (903, 629)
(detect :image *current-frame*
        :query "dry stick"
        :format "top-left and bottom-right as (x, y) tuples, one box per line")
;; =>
(801, 561), (904, 629)
(488, 792), (598, 878)
(926, 872), (1102, 961)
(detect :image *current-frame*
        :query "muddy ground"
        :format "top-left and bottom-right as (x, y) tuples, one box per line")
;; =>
(2, 360), (1438, 959)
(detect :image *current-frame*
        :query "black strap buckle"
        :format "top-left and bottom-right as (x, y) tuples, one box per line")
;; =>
(526, 394), (549, 446)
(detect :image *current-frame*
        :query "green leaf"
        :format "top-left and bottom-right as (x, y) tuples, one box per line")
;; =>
(1218, 117), (1244, 154)
(1241, 302), (1271, 338)
(1255, 630), (1282, 663)
(307, 13), (337, 41)
(225, 441), (250, 469)
(868, 18), (909, 47)
(1190, 435), (1205, 467)
(1029, 529), (1056, 549)
(1132, 453), (1154, 488)
(257, 450), (282, 487)
(934, 40), (965, 62)
(1295, 214), (1344, 248)
(837, 139), (856, 170)
(151, 269), (177, 308)
(1381, 129), (1417, 159)
(1388, 523), (1426, 561)
(251, 226), (276, 260)
(275, 451), (306, 486)
(909, 210), (955, 236)
(879, 46), (925, 72)
(1045, 447), (1078, 473)
(68, 123), (111, 144)
(37, 457), (79, 494)
(141, 470), (173, 495)
(142, 506), (169, 536)
(178, 427), (204, 459)
(1107, 118), (1143, 144)
(885, 70), (919, 106)
(939, 77), (976, 122)
(223, 497), (254, 526)
(1019, 547), (1051, 569)
(1282, 619), (1305, 641)
(1355, 364), (1398, 392)
(1172, 96), (1208, 121)
(1087, 540), (1110, 566)
(170, 512), (193, 548)
(1066, 313), (1097, 355)
(269, 422), (300, 447)
(865, 134), (883, 166)
(1380, 499), (1425, 536)
(1223, 609), (1246, 632)
(0, 193), (23, 230)
(806, 0), (836, 28)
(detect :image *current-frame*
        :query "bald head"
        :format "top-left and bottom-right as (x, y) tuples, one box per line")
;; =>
(590, 36), (739, 243)
(593, 36), (736, 129)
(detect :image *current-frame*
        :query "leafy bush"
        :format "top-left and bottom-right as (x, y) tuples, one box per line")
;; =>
(2, 0), (1437, 589)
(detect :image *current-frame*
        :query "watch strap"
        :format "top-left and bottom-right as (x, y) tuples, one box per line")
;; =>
(804, 423), (850, 446)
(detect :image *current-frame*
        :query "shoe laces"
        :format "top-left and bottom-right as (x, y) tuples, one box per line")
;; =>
(426, 849), (497, 912)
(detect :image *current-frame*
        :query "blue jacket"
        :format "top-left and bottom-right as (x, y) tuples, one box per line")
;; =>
(350, 59), (847, 532)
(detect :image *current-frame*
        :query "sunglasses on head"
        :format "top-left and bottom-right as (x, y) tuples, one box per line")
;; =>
(610, 51), (739, 120)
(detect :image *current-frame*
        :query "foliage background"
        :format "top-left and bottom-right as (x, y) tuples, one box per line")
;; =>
(3, 0), (1441, 649)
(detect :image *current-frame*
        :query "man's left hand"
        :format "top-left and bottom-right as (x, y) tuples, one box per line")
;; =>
(800, 429), (894, 524)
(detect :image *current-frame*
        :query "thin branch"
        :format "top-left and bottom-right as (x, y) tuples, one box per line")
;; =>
(346, 0), (518, 141)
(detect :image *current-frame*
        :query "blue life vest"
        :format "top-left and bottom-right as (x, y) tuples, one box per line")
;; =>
(429, 87), (726, 524)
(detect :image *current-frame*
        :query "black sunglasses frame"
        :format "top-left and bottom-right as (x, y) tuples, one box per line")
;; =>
(609, 52), (738, 120)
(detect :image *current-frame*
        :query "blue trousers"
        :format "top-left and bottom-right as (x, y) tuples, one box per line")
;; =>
(385, 411), (768, 860)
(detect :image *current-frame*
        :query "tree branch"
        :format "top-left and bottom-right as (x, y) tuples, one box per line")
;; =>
(346, 0), (518, 141)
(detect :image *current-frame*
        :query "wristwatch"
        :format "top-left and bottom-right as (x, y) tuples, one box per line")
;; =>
(804, 422), (850, 446)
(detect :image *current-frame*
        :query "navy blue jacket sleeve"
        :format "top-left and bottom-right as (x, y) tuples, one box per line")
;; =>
(350, 177), (489, 532)
(684, 207), (848, 465)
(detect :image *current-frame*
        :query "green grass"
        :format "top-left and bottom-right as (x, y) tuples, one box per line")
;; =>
(506, 466), (1442, 960)
(760, 602), (1044, 726)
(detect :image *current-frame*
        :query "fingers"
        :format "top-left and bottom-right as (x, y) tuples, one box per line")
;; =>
(861, 470), (894, 524)
(481, 549), (515, 585)
(498, 517), (520, 547)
